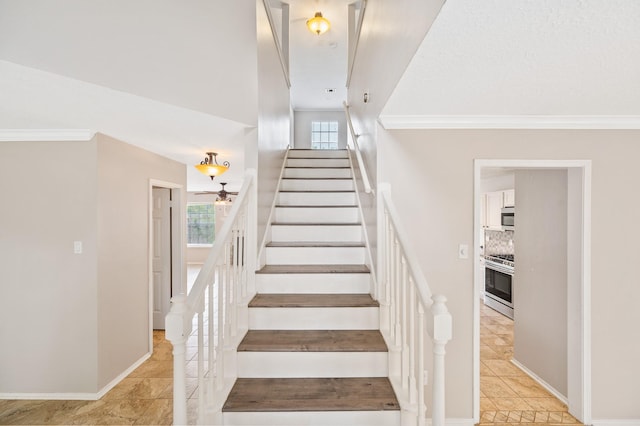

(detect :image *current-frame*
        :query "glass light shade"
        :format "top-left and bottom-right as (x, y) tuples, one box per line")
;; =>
(195, 152), (230, 180)
(195, 163), (228, 177)
(307, 12), (330, 35)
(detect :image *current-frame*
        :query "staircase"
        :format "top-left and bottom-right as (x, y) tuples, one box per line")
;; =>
(221, 149), (400, 425)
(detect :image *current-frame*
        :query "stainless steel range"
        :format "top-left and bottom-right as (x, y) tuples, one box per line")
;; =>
(484, 254), (514, 319)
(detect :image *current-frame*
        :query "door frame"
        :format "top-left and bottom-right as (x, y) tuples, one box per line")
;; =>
(148, 179), (185, 352)
(473, 159), (592, 425)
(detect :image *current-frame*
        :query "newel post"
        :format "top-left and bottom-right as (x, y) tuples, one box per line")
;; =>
(165, 294), (191, 425)
(429, 294), (453, 426)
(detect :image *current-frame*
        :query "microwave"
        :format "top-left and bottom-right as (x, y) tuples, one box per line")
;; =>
(501, 207), (514, 230)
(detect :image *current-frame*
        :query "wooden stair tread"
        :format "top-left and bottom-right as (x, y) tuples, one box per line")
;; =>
(282, 177), (352, 180)
(285, 166), (351, 169)
(278, 190), (355, 193)
(249, 293), (379, 308)
(257, 264), (370, 274)
(238, 330), (387, 352)
(266, 242), (364, 248)
(275, 205), (357, 208)
(271, 222), (362, 226)
(222, 378), (400, 412)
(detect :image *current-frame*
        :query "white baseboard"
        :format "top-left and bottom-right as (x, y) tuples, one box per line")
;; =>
(511, 358), (568, 405)
(96, 352), (151, 399)
(0, 352), (151, 401)
(592, 421), (640, 426)
(426, 418), (474, 426)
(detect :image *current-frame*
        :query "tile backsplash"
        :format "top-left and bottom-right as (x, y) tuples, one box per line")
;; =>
(484, 230), (514, 255)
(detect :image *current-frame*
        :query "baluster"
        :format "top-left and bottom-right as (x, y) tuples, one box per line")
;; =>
(216, 263), (225, 390)
(225, 238), (232, 341)
(196, 297), (205, 422)
(401, 257), (408, 391)
(387, 216), (395, 339)
(417, 302), (426, 426)
(430, 295), (453, 426)
(394, 237), (402, 347)
(408, 280), (417, 405)
(165, 294), (189, 426)
(230, 228), (238, 337)
(208, 272), (215, 403)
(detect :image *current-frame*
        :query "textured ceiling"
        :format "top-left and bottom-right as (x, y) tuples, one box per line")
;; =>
(382, 0), (640, 120)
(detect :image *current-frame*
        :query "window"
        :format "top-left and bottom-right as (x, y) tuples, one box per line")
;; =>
(311, 121), (338, 150)
(187, 203), (215, 245)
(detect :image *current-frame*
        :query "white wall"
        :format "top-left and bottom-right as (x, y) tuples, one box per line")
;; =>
(513, 169), (568, 397)
(345, 0), (446, 274)
(254, 0), (291, 250)
(480, 172), (515, 193)
(0, 1), (259, 126)
(293, 110), (347, 149)
(378, 128), (640, 419)
(0, 134), (186, 395)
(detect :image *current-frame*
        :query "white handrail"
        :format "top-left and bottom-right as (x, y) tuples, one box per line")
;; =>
(166, 169), (257, 425)
(343, 101), (373, 195)
(378, 183), (452, 426)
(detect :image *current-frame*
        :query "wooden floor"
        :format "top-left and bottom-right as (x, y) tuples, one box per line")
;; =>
(238, 330), (387, 352)
(248, 293), (379, 308)
(222, 378), (400, 412)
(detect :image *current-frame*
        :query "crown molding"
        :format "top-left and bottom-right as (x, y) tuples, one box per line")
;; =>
(0, 129), (96, 142)
(378, 115), (640, 130)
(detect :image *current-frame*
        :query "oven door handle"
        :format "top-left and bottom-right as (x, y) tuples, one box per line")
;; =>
(485, 261), (514, 276)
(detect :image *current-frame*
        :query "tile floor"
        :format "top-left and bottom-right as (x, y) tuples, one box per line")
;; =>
(0, 330), (199, 425)
(478, 303), (582, 425)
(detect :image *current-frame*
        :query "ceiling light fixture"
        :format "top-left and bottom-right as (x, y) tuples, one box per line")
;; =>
(306, 12), (330, 35)
(195, 152), (229, 180)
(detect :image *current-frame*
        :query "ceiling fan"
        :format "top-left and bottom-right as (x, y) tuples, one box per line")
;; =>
(195, 182), (238, 202)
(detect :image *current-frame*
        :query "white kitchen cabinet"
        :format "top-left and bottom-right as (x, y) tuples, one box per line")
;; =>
(482, 189), (515, 229)
(483, 191), (504, 229)
(503, 189), (515, 207)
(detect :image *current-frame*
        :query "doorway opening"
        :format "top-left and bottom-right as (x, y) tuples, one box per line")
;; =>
(473, 160), (591, 425)
(148, 180), (184, 353)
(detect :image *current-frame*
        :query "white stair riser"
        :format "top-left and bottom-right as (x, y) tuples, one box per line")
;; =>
(271, 225), (363, 242)
(278, 191), (357, 206)
(249, 307), (379, 330)
(283, 168), (351, 179)
(287, 150), (348, 159)
(287, 158), (350, 168)
(222, 411), (400, 426)
(237, 352), (388, 378)
(274, 207), (359, 223)
(266, 246), (365, 265)
(280, 179), (354, 191)
(256, 273), (371, 294)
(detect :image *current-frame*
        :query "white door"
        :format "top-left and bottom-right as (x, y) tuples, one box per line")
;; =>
(152, 187), (172, 330)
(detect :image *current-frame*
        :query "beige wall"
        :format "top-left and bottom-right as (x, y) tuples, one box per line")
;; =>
(96, 134), (185, 389)
(378, 129), (640, 419)
(513, 170), (568, 396)
(0, 134), (186, 395)
(0, 140), (99, 394)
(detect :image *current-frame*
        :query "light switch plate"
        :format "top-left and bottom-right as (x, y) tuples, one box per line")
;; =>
(74, 241), (82, 254)
(458, 244), (468, 259)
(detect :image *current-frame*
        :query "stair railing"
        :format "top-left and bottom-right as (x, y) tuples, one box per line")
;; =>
(378, 183), (452, 426)
(166, 169), (257, 425)
(343, 101), (373, 195)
